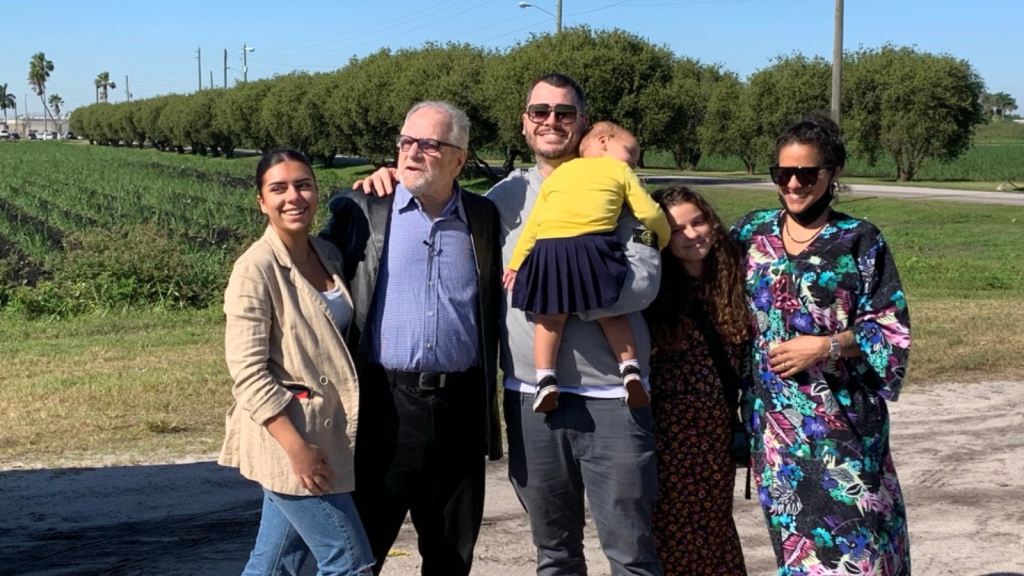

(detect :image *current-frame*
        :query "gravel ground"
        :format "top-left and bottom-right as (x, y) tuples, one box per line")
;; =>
(1, 381), (1022, 576)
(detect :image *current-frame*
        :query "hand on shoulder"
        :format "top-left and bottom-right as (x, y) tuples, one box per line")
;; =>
(353, 166), (398, 197)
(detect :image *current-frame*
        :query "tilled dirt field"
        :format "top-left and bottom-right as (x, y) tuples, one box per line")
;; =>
(1, 381), (1021, 576)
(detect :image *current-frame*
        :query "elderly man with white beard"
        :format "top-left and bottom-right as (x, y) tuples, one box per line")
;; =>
(318, 101), (504, 576)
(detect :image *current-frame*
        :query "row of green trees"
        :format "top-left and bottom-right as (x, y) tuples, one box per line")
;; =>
(69, 28), (987, 181)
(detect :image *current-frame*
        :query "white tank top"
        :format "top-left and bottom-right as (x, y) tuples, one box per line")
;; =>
(319, 285), (352, 333)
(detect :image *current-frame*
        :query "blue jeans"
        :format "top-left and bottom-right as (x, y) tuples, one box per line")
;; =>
(505, 389), (662, 576)
(242, 489), (375, 576)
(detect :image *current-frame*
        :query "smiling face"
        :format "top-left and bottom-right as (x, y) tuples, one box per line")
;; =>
(258, 159), (318, 240)
(666, 201), (714, 276)
(523, 81), (587, 167)
(397, 106), (466, 199)
(776, 142), (840, 217)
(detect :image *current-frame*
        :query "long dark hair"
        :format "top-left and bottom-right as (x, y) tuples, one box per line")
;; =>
(644, 186), (750, 347)
(255, 148), (314, 193)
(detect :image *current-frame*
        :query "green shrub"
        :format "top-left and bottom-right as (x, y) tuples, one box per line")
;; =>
(7, 224), (229, 318)
(61, 224), (226, 310)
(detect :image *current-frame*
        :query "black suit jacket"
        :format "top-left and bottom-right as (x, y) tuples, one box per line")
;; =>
(319, 185), (503, 461)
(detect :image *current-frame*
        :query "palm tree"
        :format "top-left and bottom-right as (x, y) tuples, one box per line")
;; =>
(0, 84), (15, 127)
(993, 92), (1018, 118)
(28, 52), (57, 132)
(95, 71), (116, 103)
(48, 94), (64, 133)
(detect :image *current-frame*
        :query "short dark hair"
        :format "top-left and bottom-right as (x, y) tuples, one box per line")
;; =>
(775, 113), (846, 169)
(527, 72), (586, 113)
(256, 148), (314, 193)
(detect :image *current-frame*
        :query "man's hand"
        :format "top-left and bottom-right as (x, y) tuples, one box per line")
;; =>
(502, 268), (517, 291)
(353, 166), (398, 197)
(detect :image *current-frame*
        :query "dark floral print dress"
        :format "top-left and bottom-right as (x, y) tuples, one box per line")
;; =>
(649, 307), (748, 576)
(732, 209), (912, 576)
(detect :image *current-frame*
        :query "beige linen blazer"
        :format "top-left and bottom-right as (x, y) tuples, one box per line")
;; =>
(218, 226), (360, 496)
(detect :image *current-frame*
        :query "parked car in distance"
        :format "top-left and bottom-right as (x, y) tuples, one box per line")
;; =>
(63, 131), (75, 140)
(0, 129), (10, 139)
(40, 131), (59, 140)
(10, 132), (20, 140)
(27, 131), (38, 140)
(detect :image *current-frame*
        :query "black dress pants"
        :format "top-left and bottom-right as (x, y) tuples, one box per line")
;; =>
(353, 364), (486, 576)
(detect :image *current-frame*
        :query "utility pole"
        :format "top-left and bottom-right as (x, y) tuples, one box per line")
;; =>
(125, 75), (130, 101)
(223, 49), (228, 88)
(556, 0), (562, 33)
(243, 44), (254, 82)
(210, 71), (214, 90)
(831, 0), (844, 127)
(196, 46), (202, 90)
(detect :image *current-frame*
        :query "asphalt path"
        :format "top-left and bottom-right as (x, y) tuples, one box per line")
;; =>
(638, 174), (1024, 206)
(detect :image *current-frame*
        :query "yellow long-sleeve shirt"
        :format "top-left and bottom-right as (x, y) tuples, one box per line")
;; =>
(509, 157), (670, 271)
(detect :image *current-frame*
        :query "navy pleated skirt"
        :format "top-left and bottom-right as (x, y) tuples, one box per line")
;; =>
(511, 233), (627, 315)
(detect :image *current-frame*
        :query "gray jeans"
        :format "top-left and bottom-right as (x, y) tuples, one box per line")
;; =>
(504, 389), (662, 576)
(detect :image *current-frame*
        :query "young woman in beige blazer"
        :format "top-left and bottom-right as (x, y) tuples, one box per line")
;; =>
(219, 149), (373, 576)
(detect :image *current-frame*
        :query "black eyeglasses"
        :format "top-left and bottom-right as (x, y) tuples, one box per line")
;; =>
(395, 135), (463, 156)
(769, 165), (834, 187)
(526, 104), (579, 125)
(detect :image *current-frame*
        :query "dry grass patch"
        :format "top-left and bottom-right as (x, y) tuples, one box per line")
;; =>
(1, 295), (1020, 467)
(905, 297), (1024, 386)
(0, 311), (229, 467)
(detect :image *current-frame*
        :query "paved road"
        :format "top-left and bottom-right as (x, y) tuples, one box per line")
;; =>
(638, 175), (1024, 206)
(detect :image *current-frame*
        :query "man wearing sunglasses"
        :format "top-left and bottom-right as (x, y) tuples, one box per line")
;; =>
(488, 73), (663, 576)
(349, 75), (662, 576)
(319, 101), (503, 576)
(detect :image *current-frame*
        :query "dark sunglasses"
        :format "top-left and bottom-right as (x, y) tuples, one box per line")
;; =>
(395, 135), (463, 155)
(769, 165), (834, 187)
(526, 104), (578, 124)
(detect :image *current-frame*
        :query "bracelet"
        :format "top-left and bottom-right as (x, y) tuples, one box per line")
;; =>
(827, 334), (842, 362)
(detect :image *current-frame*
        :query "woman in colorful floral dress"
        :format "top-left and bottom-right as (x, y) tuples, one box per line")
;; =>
(644, 186), (749, 575)
(732, 114), (912, 576)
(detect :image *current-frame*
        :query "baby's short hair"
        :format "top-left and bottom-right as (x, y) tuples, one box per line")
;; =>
(579, 121), (633, 151)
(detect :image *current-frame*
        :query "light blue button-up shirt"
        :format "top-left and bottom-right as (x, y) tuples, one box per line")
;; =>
(367, 183), (481, 372)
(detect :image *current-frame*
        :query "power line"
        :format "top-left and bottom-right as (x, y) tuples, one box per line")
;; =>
(255, 0), (485, 51)
(252, 0), (494, 61)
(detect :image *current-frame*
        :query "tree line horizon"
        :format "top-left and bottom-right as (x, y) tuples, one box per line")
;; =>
(66, 27), (996, 182)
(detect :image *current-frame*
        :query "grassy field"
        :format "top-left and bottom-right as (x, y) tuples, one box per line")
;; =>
(644, 120), (1024, 187)
(0, 142), (387, 316)
(1, 143), (1023, 465)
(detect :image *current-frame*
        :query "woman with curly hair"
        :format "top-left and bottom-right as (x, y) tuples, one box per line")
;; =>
(644, 186), (750, 576)
(732, 114), (911, 576)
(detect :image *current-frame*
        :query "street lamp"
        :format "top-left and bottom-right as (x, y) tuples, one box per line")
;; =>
(243, 44), (255, 82)
(518, 1), (562, 34)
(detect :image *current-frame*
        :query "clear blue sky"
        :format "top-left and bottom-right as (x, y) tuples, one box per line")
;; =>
(2, 0), (1021, 115)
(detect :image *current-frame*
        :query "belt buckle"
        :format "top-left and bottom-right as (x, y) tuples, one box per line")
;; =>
(418, 372), (446, 391)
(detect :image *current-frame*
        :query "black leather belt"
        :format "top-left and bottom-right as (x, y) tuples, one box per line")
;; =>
(384, 368), (469, 391)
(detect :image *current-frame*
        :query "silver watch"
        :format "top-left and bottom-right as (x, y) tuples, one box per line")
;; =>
(828, 334), (842, 362)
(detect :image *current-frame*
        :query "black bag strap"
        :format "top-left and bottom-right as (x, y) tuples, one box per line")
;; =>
(691, 299), (753, 499)
(689, 299), (741, 415)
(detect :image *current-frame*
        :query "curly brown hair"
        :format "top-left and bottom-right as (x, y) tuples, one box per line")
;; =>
(644, 186), (750, 348)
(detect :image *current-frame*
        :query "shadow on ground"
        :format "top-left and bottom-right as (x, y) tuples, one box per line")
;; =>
(0, 462), (267, 576)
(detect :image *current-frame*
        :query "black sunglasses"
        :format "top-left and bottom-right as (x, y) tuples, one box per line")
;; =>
(769, 165), (834, 187)
(395, 135), (463, 155)
(526, 104), (579, 125)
